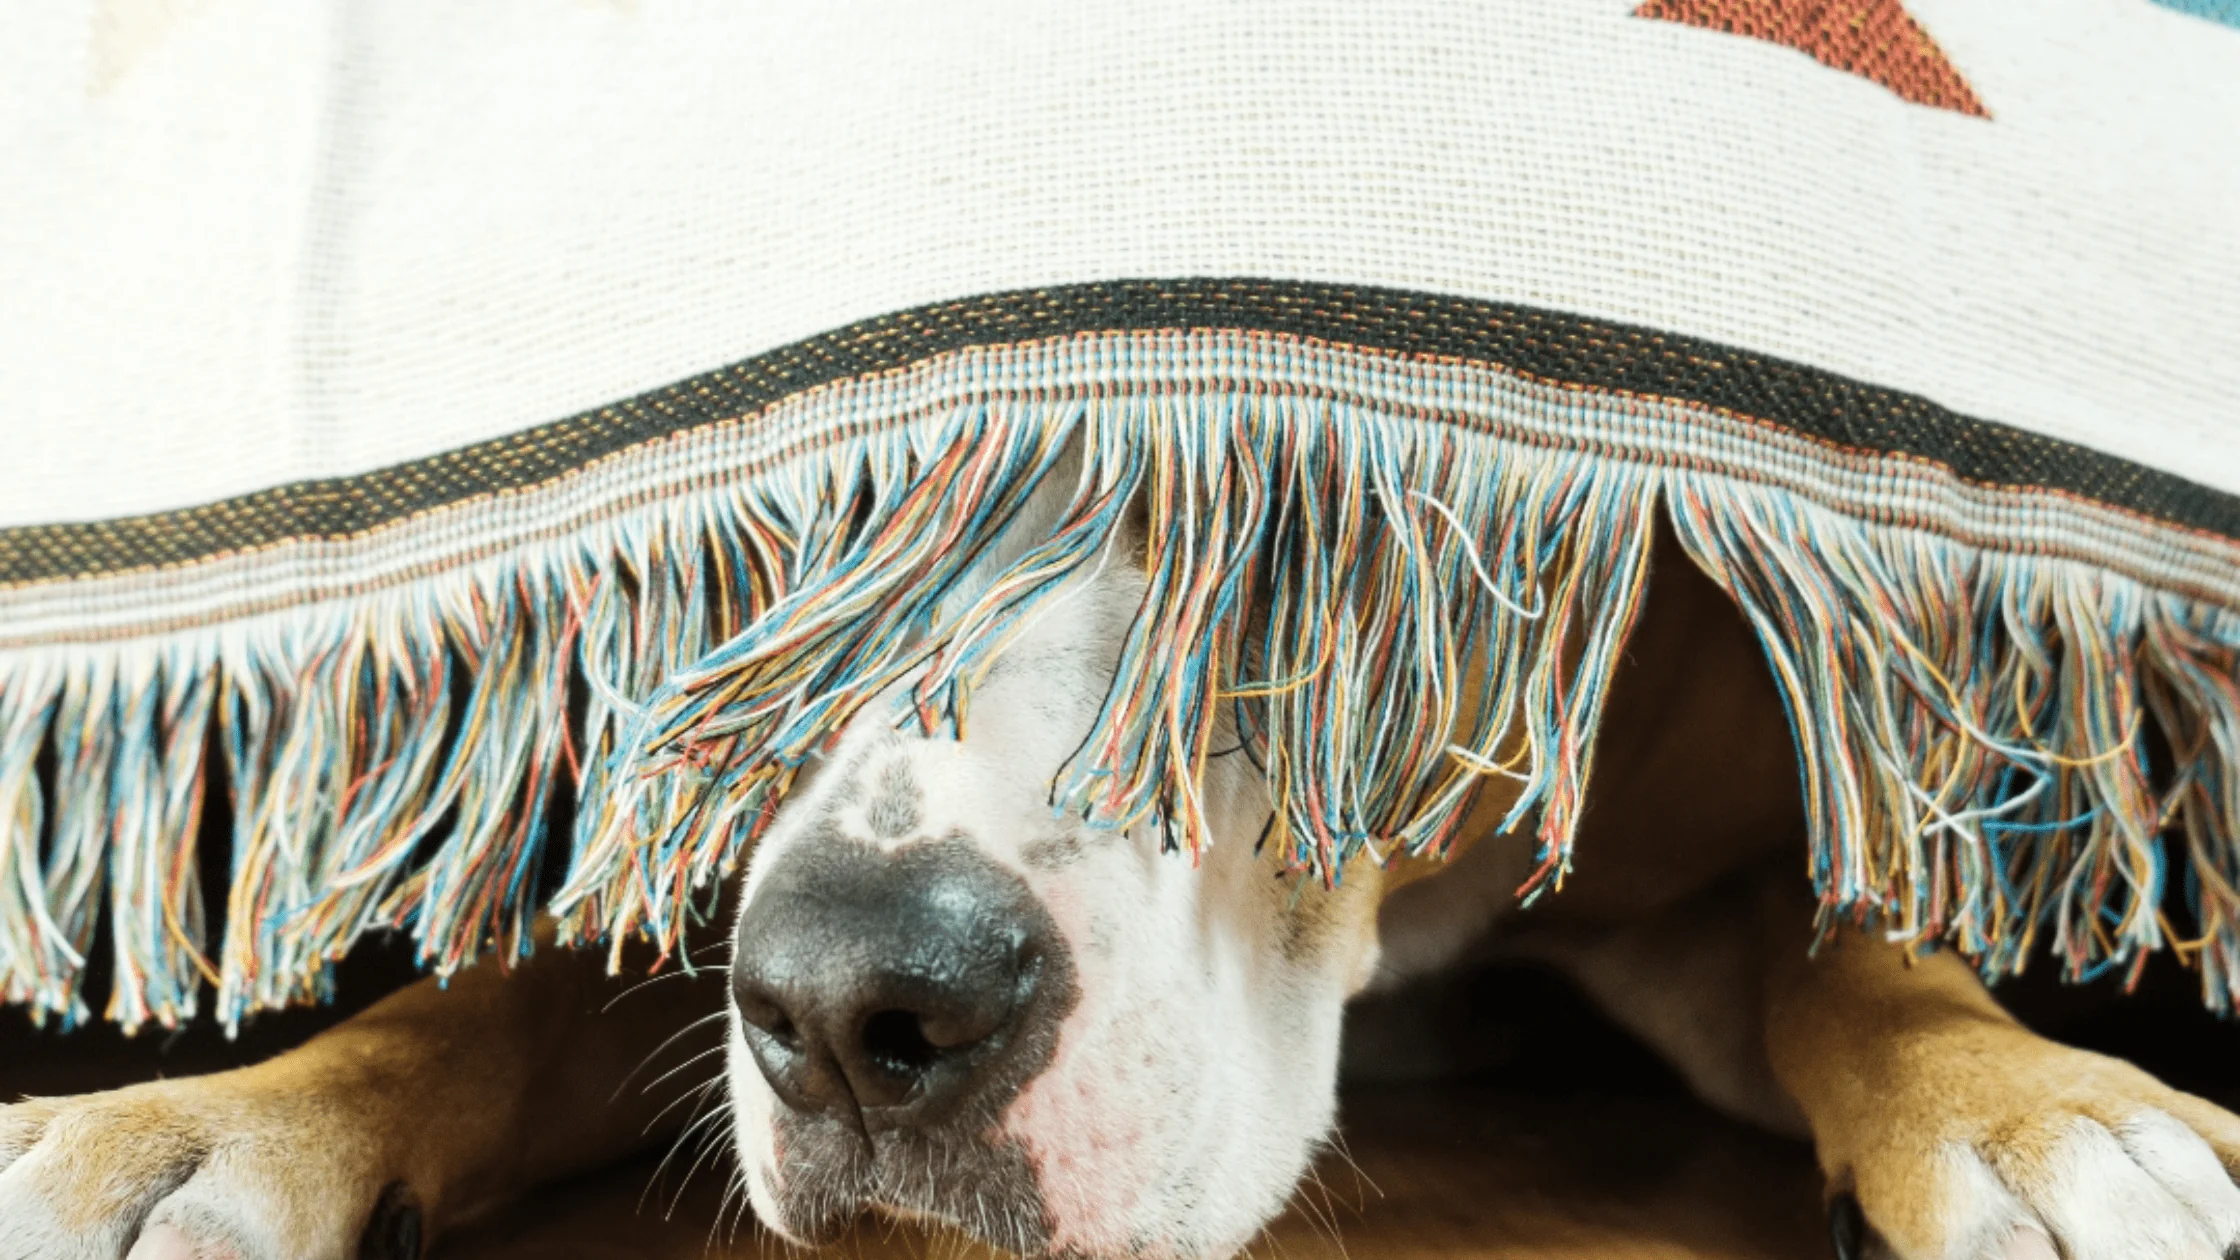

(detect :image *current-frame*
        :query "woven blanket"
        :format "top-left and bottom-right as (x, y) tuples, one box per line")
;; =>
(4, 0), (2239, 1032)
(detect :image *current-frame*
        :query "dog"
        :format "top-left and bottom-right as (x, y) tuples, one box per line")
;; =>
(4, 461), (2239, 1260)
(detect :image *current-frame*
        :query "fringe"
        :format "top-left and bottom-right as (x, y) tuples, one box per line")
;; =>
(572, 394), (1654, 947)
(1669, 476), (2240, 1011)
(0, 656), (70, 1022)
(3, 392), (2239, 1029)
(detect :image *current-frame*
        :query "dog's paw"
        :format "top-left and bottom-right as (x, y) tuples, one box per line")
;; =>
(1830, 1030), (2240, 1260)
(0, 1079), (422, 1260)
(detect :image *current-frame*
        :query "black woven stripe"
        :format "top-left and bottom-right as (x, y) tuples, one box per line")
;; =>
(6, 278), (2235, 583)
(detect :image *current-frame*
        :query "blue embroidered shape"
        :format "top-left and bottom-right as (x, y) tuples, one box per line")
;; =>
(2153, 0), (2240, 29)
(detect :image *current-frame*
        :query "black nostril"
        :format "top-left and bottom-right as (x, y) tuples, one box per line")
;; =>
(862, 1009), (942, 1076)
(733, 987), (802, 1053)
(765, 1013), (800, 1053)
(730, 837), (1068, 1129)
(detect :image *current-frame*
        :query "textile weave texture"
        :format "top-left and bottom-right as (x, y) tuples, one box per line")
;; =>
(1, 0), (2237, 1031)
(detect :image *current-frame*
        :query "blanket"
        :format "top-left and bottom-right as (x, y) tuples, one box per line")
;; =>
(3, 0), (2238, 1031)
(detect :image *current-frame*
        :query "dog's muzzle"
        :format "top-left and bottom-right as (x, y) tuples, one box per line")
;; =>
(732, 835), (1060, 1128)
(730, 832), (1077, 1245)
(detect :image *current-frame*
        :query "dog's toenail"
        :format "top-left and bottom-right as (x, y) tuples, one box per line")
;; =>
(1826, 1192), (1865, 1260)
(359, 1181), (424, 1260)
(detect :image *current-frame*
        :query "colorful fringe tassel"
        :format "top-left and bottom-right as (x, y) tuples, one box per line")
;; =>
(3, 390), (2239, 1031)
(1671, 481), (2240, 1008)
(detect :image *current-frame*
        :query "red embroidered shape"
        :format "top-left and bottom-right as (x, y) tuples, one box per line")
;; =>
(1636, 0), (1989, 118)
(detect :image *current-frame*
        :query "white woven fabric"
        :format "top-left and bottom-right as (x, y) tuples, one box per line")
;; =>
(2, 0), (2236, 527)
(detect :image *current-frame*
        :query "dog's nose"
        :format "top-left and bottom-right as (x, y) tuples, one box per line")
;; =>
(730, 836), (1056, 1129)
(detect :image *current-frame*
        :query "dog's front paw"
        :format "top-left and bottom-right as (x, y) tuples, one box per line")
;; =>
(0, 1077), (422, 1260)
(1829, 1028), (2240, 1260)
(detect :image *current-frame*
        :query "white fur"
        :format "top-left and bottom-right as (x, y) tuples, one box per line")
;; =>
(1896, 1113), (2240, 1260)
(725, 494), (1385, 1257)
(2114, 1112), (2240, 1247)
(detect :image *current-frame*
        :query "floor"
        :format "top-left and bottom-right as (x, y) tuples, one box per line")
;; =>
(9, 953), (2236, 1260)
(437, 1086), (1827, 1260)
(2, 956), (1833, 1259)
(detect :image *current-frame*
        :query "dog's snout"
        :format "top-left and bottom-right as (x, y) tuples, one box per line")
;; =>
(731, 836), (1058, 1129)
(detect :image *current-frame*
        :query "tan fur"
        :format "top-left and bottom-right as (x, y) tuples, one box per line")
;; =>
(1759, 890), (2240, 1257)
(1, 929), (724, 1255)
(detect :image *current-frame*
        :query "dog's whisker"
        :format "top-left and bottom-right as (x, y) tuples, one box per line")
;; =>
(640, 1080), (731, 1215)
(665, 1100), (738, 1220)
(1319, 1126), (1380, 1204)
(730, 1167), (763, 1252)
(600, 950), (730, 1014)
(638, 1042), (730, 1100)
(641, 1072), (728, 1138)
(702, 1164), (757, 1260)
(1301, 1161), (1356, 1259)
(652, 1121), (733, 1228)
(611, 1009), (730, 1103)
(1280, 1168), (1338, 1252)
(714, 1170), (743, 1244)
(705, 1170), (741, 1256)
